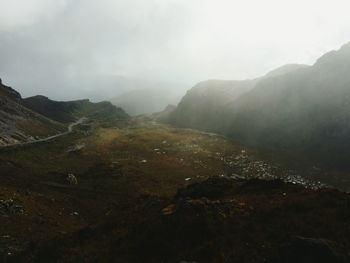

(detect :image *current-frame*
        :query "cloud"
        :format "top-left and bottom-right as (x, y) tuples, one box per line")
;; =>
(0, 0), (350, 100)
(0, 0), (67, 31)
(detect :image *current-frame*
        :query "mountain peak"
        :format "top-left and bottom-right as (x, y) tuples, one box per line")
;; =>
(339, 41), (350, 51)
(315, 42), (350, 67)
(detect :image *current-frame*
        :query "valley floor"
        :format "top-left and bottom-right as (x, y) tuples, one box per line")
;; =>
(0, 118), (349, 262)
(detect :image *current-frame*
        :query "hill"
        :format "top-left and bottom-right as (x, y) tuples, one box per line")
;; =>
(167, 79), (259, 131)
(165, 64), (307, 132)
(225, 43), (350, 168)
(0, 79), (65, 145)
(0, 79), (128, 146)
(0, 120), (348, 263)
(164, 43), (350, 168)
(22, 96), (128, 124)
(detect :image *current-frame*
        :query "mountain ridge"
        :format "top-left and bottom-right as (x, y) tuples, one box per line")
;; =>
(164, 43), (350, 168)
(0, 80), (128, 145)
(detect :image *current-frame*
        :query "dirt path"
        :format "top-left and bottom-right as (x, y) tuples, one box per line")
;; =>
(1, 117), (87, 148)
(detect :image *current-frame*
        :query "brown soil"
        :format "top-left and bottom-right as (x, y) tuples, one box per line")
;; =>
(0, 121), (349, 262)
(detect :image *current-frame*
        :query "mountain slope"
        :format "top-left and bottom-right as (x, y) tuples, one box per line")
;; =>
(0, 79), (128, 146)
(264, 63), (309, 78)
(167, 79), (259, 131)
(164, 43), (350, 168)
(0, 79), (65, 145)
(165, 64), (308, 132)
(225, 43), (350, 167)
(22, 96), (128, 123)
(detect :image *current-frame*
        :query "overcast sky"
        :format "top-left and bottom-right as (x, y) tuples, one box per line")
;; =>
(1, 0), (350, 100)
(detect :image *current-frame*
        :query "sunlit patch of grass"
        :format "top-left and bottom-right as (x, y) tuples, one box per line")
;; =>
(0, 121), (244, 199)
(71, 123), (243, 197)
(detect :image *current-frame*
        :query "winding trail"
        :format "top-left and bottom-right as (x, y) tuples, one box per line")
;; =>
(1, 117), (87, 148)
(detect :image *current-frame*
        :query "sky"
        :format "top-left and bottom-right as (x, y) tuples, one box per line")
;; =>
(1, 0), (350, 100)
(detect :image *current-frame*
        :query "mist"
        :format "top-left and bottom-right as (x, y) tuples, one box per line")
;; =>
(3, 1), (350, 261)
(1, 0), (350, 101)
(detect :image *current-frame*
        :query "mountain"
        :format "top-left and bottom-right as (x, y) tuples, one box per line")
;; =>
(166, 64), (307, 132)
(21, 96), (80, 123)
(166, 79), (259, 131)
(264, 63), (309, 78)
(0, 79), (128, 146)
(22, 95), (128, 124)
(164, 43), (350, 168)
(0, 79), (65, 145)
(224, 43), (350, 167)
(111, 88), (186, 116)
(152, 104), (177, 122)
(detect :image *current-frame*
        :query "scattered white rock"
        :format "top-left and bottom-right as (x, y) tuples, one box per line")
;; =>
(67, 143), (85, 153)
(66, 173), (78, 185)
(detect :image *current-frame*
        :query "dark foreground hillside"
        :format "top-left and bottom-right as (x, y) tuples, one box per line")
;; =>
(0, 118), (349, 263)
(12, 177), (350, 263)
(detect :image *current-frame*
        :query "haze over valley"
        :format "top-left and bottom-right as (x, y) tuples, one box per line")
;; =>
(2, 1), (350, 262)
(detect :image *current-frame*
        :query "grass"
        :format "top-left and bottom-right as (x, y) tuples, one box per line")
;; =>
(1, 119), (350, 262)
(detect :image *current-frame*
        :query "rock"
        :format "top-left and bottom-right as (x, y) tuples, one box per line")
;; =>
(66, 173), (78, 185)
(280, 236), (350, 263)
(67, 143), (85, 153)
